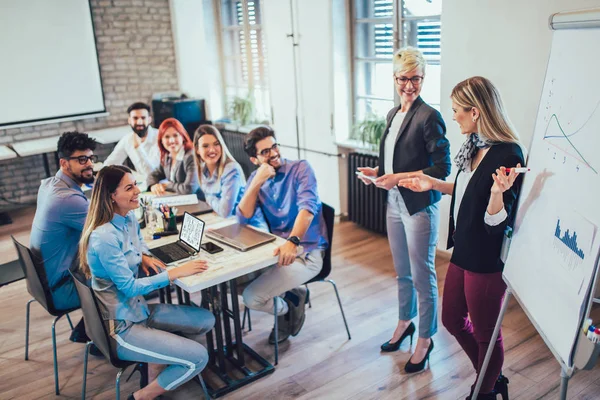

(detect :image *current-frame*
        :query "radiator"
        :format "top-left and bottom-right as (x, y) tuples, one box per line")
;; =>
(220, 128), (256, 179)
(347, 152), (387, 234)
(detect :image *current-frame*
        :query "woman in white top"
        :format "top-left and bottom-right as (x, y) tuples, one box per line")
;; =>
(356, 47), (451, 372)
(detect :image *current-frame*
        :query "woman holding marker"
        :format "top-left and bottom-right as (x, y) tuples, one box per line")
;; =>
(356, 47), (451, 372)
(399, 76), (525, 400)
(147, 118), (200, 196)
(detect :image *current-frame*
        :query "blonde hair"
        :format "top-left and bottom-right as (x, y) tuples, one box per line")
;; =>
(393, 47), (427, 75)
(193, 125), (241, 184)
(451, 76), (521, 145)
(79, 165), (131, 279)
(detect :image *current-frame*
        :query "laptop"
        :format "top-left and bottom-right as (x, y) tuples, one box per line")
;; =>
(150, 212), (205, 264)
(206, 223), (277, 252)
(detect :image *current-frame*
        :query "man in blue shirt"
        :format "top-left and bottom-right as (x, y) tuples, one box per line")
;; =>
(30, 131), (99, 344)
(237, 126), (328, 344)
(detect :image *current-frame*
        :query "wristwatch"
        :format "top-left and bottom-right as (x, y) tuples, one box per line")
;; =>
(287, 236), (301, 246)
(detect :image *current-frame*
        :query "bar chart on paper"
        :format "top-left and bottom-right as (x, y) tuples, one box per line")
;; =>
(552, 214), (593, 274)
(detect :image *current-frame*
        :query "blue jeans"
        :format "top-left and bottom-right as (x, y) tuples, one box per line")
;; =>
(52, 278), (80, 310)
(112, 303), (215, 391)
(386, 188), (439, 338)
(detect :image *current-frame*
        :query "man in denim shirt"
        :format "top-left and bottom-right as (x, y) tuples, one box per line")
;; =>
(237, 126), (328, 344)
(30, 131), (99, 344)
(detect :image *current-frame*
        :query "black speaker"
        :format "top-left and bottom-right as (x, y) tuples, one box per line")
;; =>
(152, 98), (207, 134)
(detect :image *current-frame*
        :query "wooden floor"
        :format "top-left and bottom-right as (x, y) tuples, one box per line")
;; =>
(2, 219), (600, 399)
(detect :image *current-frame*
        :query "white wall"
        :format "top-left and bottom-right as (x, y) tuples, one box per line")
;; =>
(169, 0), (223, 120)
(263, 0), (341, 212)
(438, 0), (600, 248)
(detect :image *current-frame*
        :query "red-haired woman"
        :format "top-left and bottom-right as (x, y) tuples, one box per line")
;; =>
(147, 118), (199, 195)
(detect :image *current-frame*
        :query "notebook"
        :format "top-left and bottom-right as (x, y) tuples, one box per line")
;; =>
(206, 223), (276, 252)
(150, 212), (205, 264)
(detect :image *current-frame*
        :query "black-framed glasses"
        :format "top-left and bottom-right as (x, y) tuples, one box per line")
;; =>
(63, 155), (98, 165)
(258, 143), (279, 157)
(394, 75), (424, 86)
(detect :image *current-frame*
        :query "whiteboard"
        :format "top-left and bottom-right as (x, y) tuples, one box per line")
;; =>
(503, 27), (600, 368)
(0, 0), (105, 128)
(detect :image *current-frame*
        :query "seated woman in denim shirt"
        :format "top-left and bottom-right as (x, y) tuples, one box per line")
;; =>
(193, 125), (246, 218)
(79, 165), (215, 400)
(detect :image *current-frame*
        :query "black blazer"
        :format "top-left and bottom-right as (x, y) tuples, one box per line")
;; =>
(377, 96), (451, 215)
(448, 142), (525, 273)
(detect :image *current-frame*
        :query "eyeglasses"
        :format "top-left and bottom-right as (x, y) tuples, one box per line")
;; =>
(258, 143), (279, 157)
(394, 75), (424, 86)
(64, 155), (98, 165)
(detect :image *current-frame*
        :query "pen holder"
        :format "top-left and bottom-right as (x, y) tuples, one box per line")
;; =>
(164, 215), (178, 232)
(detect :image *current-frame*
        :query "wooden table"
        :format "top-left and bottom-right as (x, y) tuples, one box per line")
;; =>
(0, 145), (17, 161)
(11, 136), (61, 176)
(145, 214), (279, 397)
(88, 125), (130, 144)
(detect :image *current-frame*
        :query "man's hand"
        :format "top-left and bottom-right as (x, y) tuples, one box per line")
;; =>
(151, 183), (167, 196)
(141, 254), (165, 275)
(254, 163), (276, 185)
(273, 241), (298, 267)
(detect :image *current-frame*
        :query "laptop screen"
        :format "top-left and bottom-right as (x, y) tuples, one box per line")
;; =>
(179, 212), (205, 251)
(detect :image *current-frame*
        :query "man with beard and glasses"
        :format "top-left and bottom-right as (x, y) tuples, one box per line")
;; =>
(236, 126), (328, 344)
(103, 102), (160, 187)
(30, 131), (102, 349)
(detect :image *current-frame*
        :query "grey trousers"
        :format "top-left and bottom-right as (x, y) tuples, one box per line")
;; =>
(386, 187), (439, 338)
(242, 249), (323, 316)
(112, 303), (215, 391)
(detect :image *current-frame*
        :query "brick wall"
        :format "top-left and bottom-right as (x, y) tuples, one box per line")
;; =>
(0, 0), (179, 206)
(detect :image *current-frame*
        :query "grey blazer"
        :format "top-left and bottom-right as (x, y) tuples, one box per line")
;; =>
(147, 149), (200, 195)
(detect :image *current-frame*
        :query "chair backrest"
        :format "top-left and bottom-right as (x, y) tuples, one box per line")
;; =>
(71, 271), (129, 368)
(11, 235), (53, 313)
(308, 202), (335, 282)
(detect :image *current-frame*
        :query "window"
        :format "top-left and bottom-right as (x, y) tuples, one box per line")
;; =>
(353, 0), (442, 123)
(217, 0), (271, 122)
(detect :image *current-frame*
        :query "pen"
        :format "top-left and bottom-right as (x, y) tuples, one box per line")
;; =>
(505, 167), (530, 173)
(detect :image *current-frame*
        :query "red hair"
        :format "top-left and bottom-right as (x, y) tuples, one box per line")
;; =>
(157, 118), (194, 163)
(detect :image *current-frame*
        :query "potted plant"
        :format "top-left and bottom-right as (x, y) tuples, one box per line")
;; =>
(351, 114), (386, 150)
(228, 95), (255, 127)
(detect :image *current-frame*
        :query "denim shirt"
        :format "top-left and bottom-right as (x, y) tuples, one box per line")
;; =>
(88, 211), (170, 323)
(199, 161), (245, 218)
(236, 158), (328, 252)
(30, 170), (88, 291)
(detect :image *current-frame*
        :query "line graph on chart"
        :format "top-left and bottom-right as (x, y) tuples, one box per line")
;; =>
(540, 83), (600, 174)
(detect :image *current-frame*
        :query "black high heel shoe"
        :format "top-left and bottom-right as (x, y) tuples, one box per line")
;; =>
(380, 322), (415, 352)
(494, 374), (509, 400)
(404, 338), (434, 373)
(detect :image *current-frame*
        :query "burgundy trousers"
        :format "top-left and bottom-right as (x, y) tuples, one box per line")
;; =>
(441, 262), (507, 394)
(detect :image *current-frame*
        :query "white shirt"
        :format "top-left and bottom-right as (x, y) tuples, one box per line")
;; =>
(454, 169), (508, 226)
(103, 126), (160, 179)
(384, 112), (407, 175)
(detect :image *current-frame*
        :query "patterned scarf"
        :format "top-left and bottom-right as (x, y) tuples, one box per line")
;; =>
(454, 133), (492, 173)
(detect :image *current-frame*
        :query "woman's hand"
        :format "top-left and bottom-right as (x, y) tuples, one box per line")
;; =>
(398, 175), (434, 192)
(374, 173), (401, 190)
(356, 166), (378, 185)
(151, 183), (167, 196)
(167, 260), (210, 281)
(141, 255), (165, 275)
(491, 163), (521, 195)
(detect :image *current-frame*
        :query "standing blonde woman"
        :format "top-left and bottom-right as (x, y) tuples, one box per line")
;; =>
(79, 165), (215, 400)
(193, 124), (246, 218)
(357, 47), (451, 372)
(399, 76), (525, 399)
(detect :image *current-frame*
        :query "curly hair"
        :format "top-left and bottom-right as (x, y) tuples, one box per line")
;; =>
(57, 131), (98, 159)
(243, 126), (275, 158)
